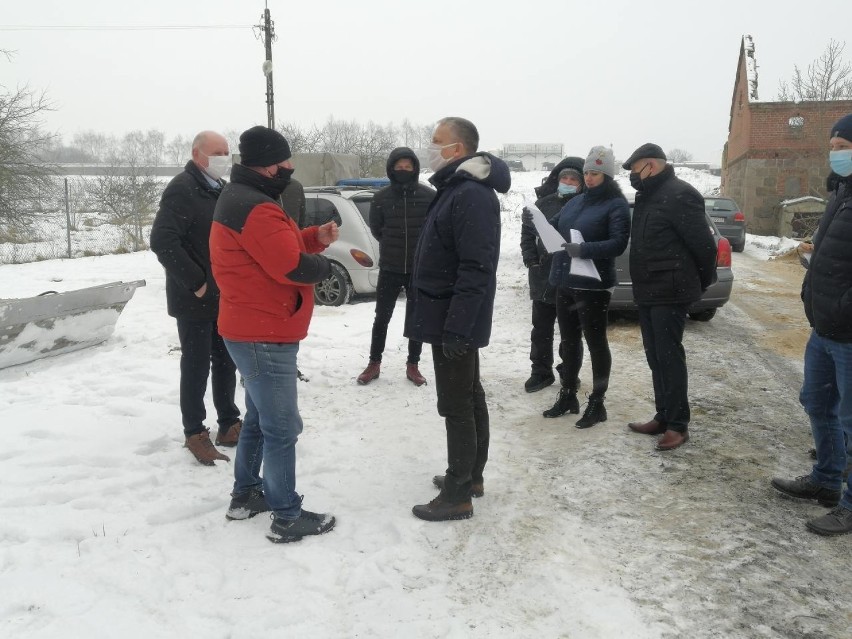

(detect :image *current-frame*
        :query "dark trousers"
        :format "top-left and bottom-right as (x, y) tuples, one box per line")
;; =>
(432, 344), (489, 502)
(369, 270), (423, 364)
(530, 299), (558, 376)
(556, 288), (612, 396)
(638, 304), (690, 432)
(176, 318), (240, 437)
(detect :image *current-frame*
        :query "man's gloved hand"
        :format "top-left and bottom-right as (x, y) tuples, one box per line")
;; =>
(521, 208), (533, 226)
(523, 258), (538, 269)
(562, 242), (582, 258)
(442, 332), (469, 360)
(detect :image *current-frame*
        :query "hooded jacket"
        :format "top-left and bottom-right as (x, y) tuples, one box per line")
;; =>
(210, 164), (331, 343)
(150, 160), (223, 320)
(368, 147), (436, 273)
(521, 190), (580, 302)
(629, 164), (717, 306)
(404, 153), (511, 348)
(549, 179), (630, 291)
(802, 175), (852, 341)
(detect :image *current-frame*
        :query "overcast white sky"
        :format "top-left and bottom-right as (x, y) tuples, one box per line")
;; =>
(2, 0), (850, 165)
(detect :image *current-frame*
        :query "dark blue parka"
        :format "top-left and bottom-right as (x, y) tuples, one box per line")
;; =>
(404, 153), (511, 348)
(548, 181), (630, 290)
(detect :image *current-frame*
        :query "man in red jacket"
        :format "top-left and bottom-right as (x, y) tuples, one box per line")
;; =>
(210, 126), (339, 543)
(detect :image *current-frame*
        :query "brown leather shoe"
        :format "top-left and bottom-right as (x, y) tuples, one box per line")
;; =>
(628, 419), (666, 435)
(432, 474), (484, 498)
(357, 360), (381, 385)
(406, 363), (427, 386)
(656, 429), (689, 451)
(185, 429), (230, 465)
(412, 495), (473, 521)
(215, 420), (242, 447)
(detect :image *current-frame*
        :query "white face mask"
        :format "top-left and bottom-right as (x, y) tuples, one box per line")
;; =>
(427, 142), (457, 173)
(204, 155), (232, 181)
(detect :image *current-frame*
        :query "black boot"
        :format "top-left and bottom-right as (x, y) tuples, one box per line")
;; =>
(543, 386), (579, 418)
(575, 394), (607, 429)
(524, 371), (555, 393)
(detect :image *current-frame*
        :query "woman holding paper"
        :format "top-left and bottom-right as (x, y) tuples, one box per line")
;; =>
(542, 146), (630, 428)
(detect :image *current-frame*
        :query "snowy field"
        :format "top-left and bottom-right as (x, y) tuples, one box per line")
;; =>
(2, 170), (843, 638)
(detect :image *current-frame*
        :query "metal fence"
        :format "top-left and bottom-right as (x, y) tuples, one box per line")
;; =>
(0, 177), (159, 265)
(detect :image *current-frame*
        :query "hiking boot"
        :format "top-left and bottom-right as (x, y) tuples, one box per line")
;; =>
(524, 372), (555, 393)
(185, 429), (230, 465)
(357, 360), (381, 385)
(771, 475), (841, 507)
(412, 495), (473, 521)
(266, 509), (336, 543)
(406, 363), (427, 386)
(432, 474), (484, 498)
(543, 387), (579, 418)
(806, 504), (852, 536)
(575, 395), (607, 429)
(215, 419), (242, 447)
(225, 487), (269, 520)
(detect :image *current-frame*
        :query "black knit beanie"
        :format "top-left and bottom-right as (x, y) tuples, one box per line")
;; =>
(239, 126), (292, 166)
(830, 114), (852, 142)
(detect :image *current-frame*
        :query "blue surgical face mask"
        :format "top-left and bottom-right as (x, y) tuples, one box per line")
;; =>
(829, 149), (852, 177)
(557, 183), (578, 196)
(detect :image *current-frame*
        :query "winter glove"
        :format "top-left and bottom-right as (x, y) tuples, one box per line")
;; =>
(442, 332), (469, 360)
(521, 208), (533, 226)
(523, 259), (538, 269)
(562, 242), (582, 258)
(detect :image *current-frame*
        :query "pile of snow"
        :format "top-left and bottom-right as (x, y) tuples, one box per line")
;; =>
(745, 233), (801, 260)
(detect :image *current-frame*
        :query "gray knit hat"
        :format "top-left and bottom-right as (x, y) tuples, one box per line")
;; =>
(583, 146), (615, 177)
(558, 167), (582, 181)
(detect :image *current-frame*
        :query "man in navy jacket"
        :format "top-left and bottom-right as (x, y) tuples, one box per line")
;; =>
(405, 117), (510, 521)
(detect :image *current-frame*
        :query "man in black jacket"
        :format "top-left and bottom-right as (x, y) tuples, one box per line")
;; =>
(771, 114), (852, 536)
(520, 158), (584, 393)
(405, 117), (510, 521)
(150, 130), (240, 466)
(357, 147), (435, 386)
(624, 143), (717, 451)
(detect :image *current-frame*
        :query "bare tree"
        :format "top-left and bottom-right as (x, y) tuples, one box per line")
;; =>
(165, 134), (191, 165)
(0, 77), (56, 235)
(667, 148), (694, 163)
(777, 39), (852, 101)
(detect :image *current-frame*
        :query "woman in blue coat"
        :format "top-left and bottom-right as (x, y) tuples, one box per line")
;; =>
(543, 146), (630, 427)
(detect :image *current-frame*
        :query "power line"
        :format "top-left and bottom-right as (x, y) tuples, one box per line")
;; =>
(0, 24), (253, 31)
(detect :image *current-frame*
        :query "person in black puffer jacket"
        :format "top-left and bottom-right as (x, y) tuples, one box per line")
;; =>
(520, 158), (585, 393)
(771, 114), (852, 537)
(623, 143), (717, 452)
(529, 146), (630, 429)
(150, 130), (241, 466)
(356, 147), (436, 387)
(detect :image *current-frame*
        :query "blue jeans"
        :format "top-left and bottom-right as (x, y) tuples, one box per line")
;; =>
(224, 340), (303, 520)
(800, 330), (852, 509)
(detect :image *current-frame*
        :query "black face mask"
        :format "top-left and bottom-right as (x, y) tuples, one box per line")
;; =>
(392, 169), (416, 185)
(629, 164), (650, 191)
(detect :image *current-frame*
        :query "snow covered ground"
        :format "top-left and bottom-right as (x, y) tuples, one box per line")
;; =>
(1, 171), (847, 638)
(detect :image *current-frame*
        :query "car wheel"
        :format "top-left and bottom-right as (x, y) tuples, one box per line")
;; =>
(688, 308), (717, 322)
(314, 263), (353, 307)
(733, 242), (746, 252)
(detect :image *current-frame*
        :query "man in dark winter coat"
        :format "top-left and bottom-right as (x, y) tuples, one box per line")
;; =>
(405, 117), (510, 521)
(771, 114), (852, 536)
(624, 143), (717, 451)
(356, 147), (435, 387)
(520, 158), (584, 393)
(150, 130), (241, 466)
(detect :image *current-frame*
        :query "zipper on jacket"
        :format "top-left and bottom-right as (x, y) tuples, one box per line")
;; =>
(403, 192), (409, 274)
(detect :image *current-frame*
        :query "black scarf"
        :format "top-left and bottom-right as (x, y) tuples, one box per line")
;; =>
(230, 163), (291, 200)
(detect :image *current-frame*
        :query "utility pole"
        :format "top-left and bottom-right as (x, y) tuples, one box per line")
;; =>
(257, 2), (276, 129)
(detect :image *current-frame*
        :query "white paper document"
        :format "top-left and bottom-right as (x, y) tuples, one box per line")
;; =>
(524, 198), (568, 254)
(568, 230), (601, 281)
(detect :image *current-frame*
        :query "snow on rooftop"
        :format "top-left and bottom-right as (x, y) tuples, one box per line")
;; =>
(744, 34), (759, 101)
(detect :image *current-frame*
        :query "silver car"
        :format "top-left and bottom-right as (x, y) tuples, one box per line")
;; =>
(302, 187), (380, 306)
(609, 203), (734, 321)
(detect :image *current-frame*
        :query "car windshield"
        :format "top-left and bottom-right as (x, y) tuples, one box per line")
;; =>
(705, 199), (737, 211)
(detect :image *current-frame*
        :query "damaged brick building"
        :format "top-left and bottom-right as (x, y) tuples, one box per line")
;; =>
(722, 35), (852, 235)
